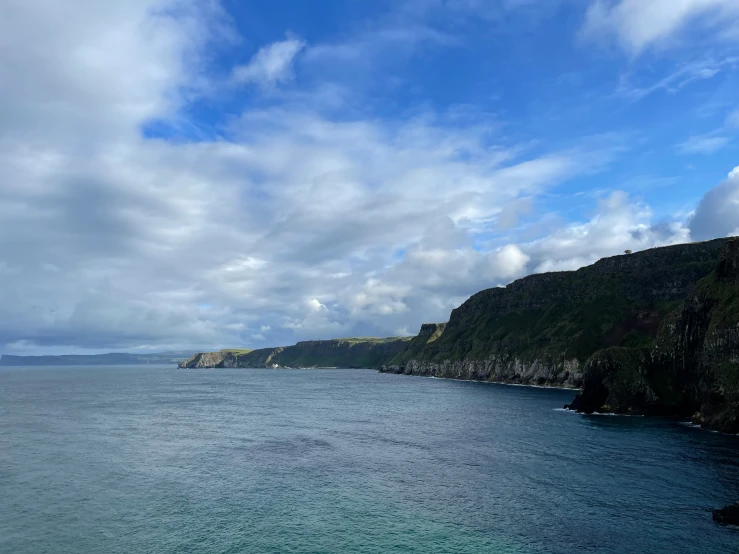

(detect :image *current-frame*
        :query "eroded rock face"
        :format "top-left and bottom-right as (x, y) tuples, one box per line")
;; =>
(381, 356), (582, 388)
(568, 238), (739, 432)
(178, 351), (232, 368)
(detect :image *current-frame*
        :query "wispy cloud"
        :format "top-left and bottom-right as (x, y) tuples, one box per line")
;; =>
(678, 133), (731, 154)
(727, 108), (739, 128)
(304, 25), (452, 65)
(582, 0), (739, 54)
(232, 37), (305, 87)
(615, 58), (735, 101)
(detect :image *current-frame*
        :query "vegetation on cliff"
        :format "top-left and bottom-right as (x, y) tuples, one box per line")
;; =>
(179, 337), (411, 369)
(568, 238), (739, 432)
(381, 239), (729, 387)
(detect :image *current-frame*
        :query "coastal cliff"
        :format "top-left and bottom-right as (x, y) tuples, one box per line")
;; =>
(567, 238), (739, 432)
(380, 238), (729, 388)
(180, 238), (739, 431)
(179, 337), (410, 369)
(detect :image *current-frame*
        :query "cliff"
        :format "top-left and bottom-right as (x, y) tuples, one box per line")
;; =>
(380, 238), (729, 388)
(179, 337), (411, 369)
(179, 238), (739, 431)
(567, 238), (739, 432)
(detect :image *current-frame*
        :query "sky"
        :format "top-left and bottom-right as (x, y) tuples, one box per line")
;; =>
(1, 0), (739, 355)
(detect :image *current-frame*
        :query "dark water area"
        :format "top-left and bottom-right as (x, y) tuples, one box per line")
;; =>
(1, 366), (738, 553)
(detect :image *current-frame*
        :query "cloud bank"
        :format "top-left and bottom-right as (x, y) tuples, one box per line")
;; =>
(0, 0), (737, 354)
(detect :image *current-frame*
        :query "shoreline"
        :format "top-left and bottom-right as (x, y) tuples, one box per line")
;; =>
(379, 370), (579, 391)
(560, 407), (739, 436)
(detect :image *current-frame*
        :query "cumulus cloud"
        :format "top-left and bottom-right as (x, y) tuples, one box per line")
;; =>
(2, 30), (605, 354)
(526, 191), (689, 273)
(690, 170), (739, 240)
(582, 0), (739, 53)
(232, 37), (305, 87)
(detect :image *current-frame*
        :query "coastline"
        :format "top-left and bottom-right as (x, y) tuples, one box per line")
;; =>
(380, 370), (579, 391)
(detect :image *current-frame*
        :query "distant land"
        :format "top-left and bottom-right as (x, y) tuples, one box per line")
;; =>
(0, 351), (195, 366)
(181, 237), (739, 433)
(179, 339), (412, 370)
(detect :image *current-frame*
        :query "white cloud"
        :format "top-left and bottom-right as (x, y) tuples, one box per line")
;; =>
(678, 134), (731, 154)
(527, 191), (689, 273)
(232, 37), (305, 87)
(727, 109), (739, 128)
(615, 59), (732, 101)
(582, 0), (739, 53)
(3, 0), (737, 356)
(690, 170), (739, 240)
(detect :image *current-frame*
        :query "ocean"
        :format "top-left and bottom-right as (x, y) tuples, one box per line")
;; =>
(1, 366), (737, 553)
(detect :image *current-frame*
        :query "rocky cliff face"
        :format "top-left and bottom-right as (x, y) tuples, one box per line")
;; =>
(178, 347), (285, 368)
(179, 338), (410, 369)
(381, 239), (729, 388)
(568, 238), (739, 432)
(381, 355), (583, 387)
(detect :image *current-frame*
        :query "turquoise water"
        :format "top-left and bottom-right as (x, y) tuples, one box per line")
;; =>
(1, 366), (738, 553)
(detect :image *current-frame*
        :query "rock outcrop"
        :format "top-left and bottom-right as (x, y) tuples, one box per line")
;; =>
(179, 348), (285, 369)
(567, 238), (739, 432)
(381, 239), (729, 388)
(712, 502), (739, 525)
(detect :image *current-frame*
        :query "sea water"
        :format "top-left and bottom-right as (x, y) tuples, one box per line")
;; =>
(1, 366), (737, 553)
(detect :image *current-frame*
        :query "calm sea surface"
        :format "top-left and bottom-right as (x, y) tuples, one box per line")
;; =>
(1, 366), (738, 553)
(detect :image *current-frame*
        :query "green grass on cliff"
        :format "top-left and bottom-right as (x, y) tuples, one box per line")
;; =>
(334, 337), (412, 345)
(268, 338), (412, 368)
(698, 273), (739, 329)
(408, 239), (728, 367)
(220, 348), (253, 354)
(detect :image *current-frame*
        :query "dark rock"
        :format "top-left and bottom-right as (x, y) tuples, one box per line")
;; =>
(712, 502), (739, 525)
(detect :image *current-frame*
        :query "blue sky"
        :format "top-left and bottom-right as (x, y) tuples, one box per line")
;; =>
(176, 0), (739, 232)
(1, 0), (739, 354)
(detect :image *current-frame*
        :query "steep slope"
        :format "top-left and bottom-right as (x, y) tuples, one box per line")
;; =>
(567, 238), (739, 432)
(380, 239), (729, 388)
(179, 338), (411, 369)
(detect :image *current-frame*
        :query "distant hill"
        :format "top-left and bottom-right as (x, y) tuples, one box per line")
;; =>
(0, 351), (195, 366)
(179, 339), (412, 369)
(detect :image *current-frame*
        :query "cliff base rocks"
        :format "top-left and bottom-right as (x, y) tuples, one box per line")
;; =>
(712, 502), (739, 526)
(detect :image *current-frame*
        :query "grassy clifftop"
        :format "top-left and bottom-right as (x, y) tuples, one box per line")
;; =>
(179, 337), (412, 369)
